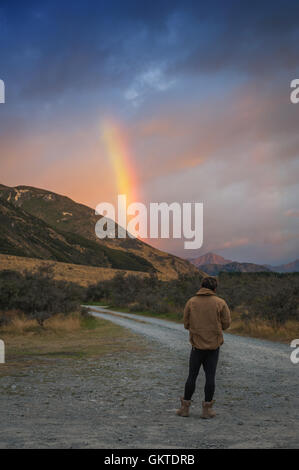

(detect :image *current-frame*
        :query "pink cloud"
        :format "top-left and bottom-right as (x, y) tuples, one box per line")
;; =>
(218, 238), (250, 249)
(263, 231), (299, 245)
(285, 209), (299, 218)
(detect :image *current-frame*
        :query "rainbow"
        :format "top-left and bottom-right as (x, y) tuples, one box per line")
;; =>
(100, 119), (138, 206)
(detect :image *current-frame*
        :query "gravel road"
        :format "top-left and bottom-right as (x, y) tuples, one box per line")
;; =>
(0, 306), (298, 449)
(88, 307), (299, 448)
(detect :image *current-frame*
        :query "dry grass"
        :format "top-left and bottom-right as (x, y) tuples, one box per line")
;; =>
(0, 312), (147, 376)
(44, 313), (82, 332)
(1, 314), (38, 334)
(0, 254), (150, 287)
(0, 311), (83, 335)
(229, 311), (299, 343)
(108, 307), (299, 344)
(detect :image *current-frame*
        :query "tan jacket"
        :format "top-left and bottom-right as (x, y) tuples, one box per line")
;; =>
(183, 288), (231, 350)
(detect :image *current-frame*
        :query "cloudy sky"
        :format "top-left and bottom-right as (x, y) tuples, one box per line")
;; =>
(0, 0), (299, 264)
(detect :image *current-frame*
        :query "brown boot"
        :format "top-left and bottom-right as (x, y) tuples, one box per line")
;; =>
(200, 400), (216, 419)
(176, 397), (191, 417)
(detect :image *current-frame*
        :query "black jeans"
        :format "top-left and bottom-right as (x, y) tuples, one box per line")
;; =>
(184, 346), (219, 402)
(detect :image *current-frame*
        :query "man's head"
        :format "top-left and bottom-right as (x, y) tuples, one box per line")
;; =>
(201, 276), (218, 292)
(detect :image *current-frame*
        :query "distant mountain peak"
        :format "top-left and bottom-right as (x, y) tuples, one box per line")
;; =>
(269, 259), (299, 273)
(189, 251), (299, 274)
(190, 252), (232, 267)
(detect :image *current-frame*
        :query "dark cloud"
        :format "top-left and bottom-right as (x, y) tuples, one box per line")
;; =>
(0, 0), (181, 101)
(1, 0), (299, 104)
(167, 1), (299, 78)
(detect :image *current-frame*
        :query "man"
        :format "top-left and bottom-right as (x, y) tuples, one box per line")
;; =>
(176, 276), (231, 419)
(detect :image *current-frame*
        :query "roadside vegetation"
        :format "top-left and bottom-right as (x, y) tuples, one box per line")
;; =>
(0, 266), (298, 343)
(87, 271), (299, 343)
(0, 266), (144, 369)
(0, 310), (145, 377)
(216, 272), (299, 342)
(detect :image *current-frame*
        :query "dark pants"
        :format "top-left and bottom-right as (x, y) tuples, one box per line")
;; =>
(184, 346), (219, 402)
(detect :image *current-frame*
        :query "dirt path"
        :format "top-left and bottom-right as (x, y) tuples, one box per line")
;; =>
(0, 306), (298, 448)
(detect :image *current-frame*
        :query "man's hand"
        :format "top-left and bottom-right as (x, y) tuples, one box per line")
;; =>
(221, 301), (231, 330)
(183, 300), (191, 330)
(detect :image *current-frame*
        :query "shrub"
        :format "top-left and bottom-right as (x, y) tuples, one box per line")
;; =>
(0, 265), (83, 326)
(85, 271), (299, 327)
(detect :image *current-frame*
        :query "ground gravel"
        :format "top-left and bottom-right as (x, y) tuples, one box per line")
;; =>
(0, 306), (298, 449)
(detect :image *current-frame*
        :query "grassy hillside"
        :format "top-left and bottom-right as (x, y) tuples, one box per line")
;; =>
(0, 184), (199, 279)
(0, 254), (150, 287)
(0, 198), (155, 272)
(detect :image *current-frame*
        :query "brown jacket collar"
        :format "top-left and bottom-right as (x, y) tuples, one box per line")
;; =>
(196, 287), (216, 296)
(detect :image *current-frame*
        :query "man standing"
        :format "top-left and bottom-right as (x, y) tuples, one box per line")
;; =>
(176, 276), (231, 419)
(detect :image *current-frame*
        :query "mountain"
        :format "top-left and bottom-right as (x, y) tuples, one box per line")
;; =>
(267, 259), (299, 273)
(198, 262), (271, 275)
(0, 184), (200, 279)
(0, 196), (155, 272)
(189, 251), (299, 274)
(189, 252), (232, 267)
